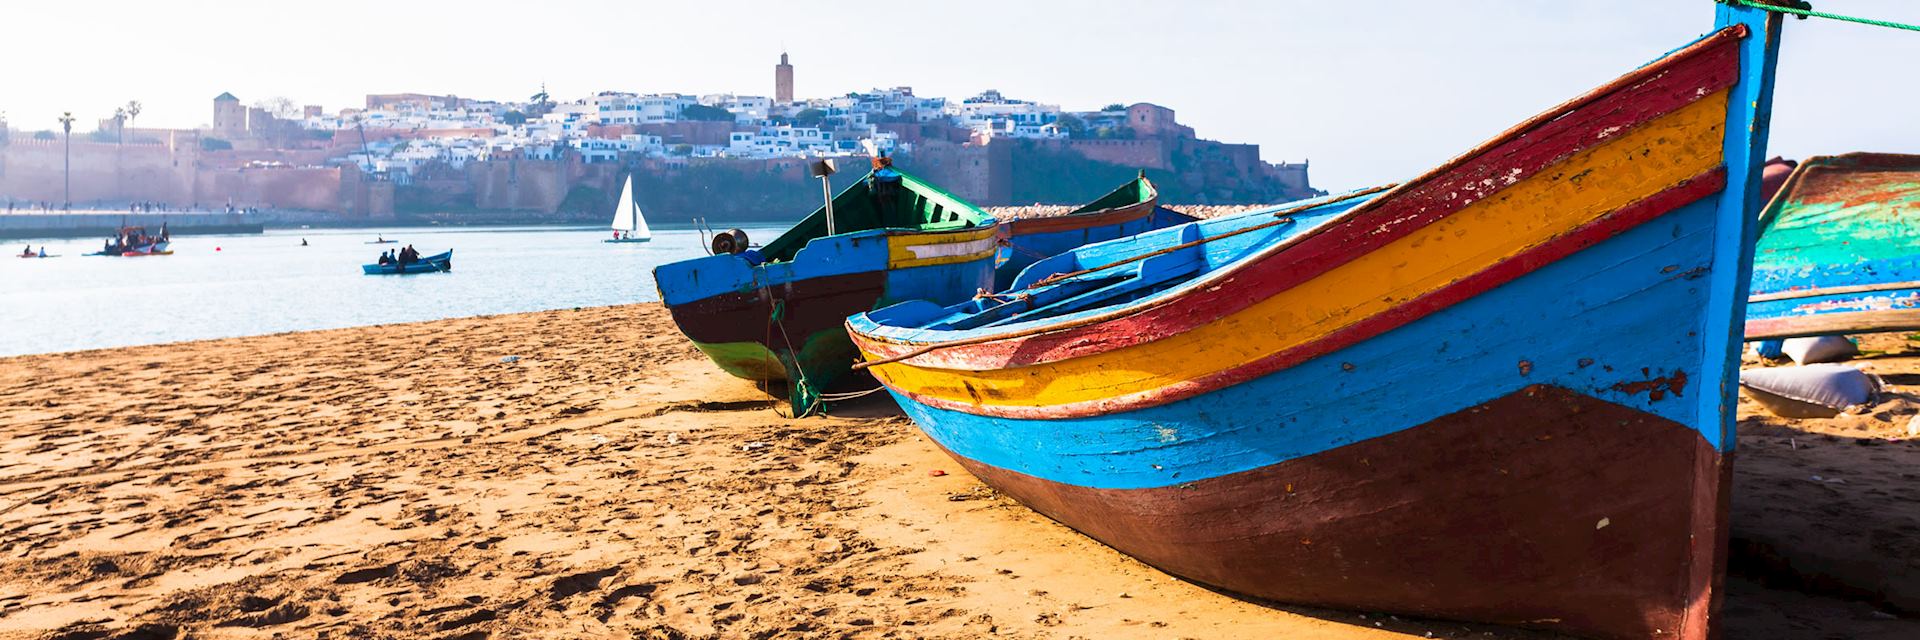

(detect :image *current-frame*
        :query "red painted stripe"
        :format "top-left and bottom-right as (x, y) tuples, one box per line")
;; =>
(896, 169), (1728, 419)
(859, 34), (1741, 368)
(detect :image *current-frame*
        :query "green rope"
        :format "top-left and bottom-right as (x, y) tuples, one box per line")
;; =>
(1721, 0), (1920, 32)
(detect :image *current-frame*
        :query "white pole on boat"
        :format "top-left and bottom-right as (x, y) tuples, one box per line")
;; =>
(810, 159), (838, 236)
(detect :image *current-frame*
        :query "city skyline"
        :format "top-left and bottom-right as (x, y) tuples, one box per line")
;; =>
(5, 0), (1918, 191)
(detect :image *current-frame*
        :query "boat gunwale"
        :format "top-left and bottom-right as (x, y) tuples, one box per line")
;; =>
(1003, 177), (1161, 236)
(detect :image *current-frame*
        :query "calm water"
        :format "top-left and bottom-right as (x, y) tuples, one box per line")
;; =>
(0, 224), (788, 357)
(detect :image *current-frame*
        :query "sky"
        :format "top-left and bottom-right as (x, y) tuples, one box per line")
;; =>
(4, 0), (1917, 191)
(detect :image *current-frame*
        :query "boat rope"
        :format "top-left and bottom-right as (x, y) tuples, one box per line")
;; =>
(766, 296), (825, 419)
(850, 184), (1397, 372)
(818, 385), (890, 402)
(997, 237), (1056, 262)
(1719, 0), (1920, 32)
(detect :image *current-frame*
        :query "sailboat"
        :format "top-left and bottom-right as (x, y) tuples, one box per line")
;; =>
(605, 176), (652, 243)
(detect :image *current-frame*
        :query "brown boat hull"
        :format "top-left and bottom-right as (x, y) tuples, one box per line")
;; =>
(939, 385), (1728, 639)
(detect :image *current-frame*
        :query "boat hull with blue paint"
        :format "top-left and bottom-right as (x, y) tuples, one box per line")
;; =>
(992, 176), (1193, 289)
(1747, 153), (1920, 339)
(653, 169), (997, 414)
(847, 8), (1784, 639)
(363, 250), (452, 275)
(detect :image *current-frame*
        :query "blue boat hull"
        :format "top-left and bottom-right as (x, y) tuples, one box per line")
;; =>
(363, 250), (452, 275)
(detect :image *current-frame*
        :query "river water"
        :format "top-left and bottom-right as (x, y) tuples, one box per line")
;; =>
(0, 224), (788, 357)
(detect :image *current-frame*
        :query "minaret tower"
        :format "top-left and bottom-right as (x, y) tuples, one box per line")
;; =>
(775, 52), (794, 103)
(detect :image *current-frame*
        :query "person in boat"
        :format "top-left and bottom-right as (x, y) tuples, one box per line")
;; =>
(871, 156), (902, 221)
(20, 244), (30, 257)
(378, 250), (392, 266)
(301, 238), (309, 247)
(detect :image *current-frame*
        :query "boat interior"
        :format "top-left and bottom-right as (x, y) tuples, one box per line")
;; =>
(864, 190), (1379, 334)
(755, 171), (994, 264)
(1063, 176), (1156, 218)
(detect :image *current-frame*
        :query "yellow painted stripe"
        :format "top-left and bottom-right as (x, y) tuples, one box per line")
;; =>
(870, 90), (1730, 407)
(888, 226), (1002, 269)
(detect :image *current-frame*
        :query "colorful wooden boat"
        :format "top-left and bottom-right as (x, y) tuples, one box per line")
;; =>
(653, 169), (997, 414)
(992, 175), (1193, 289)
(846, 6), (1784, 639)
(97, 225), (171, 256)
(1746, 153), (1920, 339)
(362, 250), (452, 274)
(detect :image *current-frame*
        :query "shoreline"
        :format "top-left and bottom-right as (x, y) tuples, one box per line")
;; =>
(1, 304), (1915, 638)
(0, 201), (1291, 242)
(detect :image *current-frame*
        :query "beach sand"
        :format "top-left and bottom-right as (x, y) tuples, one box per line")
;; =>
(1, 304), (1915, 639)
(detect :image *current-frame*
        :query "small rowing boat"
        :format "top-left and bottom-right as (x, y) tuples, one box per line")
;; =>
(96, 225), (171, 256)
(362, 250), (452, 275)
(992, 174), (1193, 289)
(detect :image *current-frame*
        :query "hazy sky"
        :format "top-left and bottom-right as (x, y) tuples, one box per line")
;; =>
(5, 1), (1916, 191)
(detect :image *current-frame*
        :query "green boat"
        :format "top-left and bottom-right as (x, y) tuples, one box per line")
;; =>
(652, 167), (999, 414)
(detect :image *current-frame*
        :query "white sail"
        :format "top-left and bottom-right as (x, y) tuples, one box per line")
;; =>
(611, 176), (639, 233)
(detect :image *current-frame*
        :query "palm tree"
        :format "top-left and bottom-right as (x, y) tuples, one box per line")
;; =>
(113, 107), (127, 144)
(125, 100), (142, 133)
(58, 112), (75, 208)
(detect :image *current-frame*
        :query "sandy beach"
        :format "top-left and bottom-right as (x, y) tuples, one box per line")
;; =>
(1, 304), (1916, 639)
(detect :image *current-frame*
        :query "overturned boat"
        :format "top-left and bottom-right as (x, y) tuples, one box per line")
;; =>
(1746, 153), (1920, 339)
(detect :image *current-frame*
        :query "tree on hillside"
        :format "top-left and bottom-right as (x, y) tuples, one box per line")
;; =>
(124, 100), (142, 130)
(1102, 103), (1126, 112)
(681, 104), (734, 122)
(528, 84), (555, 118)
(1054, 113), (1087, 138)
(502, 110), (528, 126)
(254, 96), (298, 118)
(792, 108), (826, 127)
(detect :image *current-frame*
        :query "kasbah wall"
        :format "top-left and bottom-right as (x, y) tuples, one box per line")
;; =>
(903, 141), (1012, 205)
(466, 156), (623, 212)
(0, 134), (393, 217)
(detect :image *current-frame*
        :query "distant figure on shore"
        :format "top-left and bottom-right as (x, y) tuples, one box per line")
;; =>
(871, 156), (902, 221)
